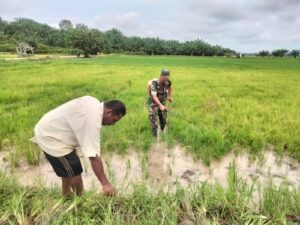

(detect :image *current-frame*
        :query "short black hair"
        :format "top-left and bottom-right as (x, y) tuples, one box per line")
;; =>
(104, 100), (126, 116)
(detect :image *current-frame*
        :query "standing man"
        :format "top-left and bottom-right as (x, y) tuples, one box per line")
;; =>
(147, 69), (173, 137)
(31, 96), (126, 196)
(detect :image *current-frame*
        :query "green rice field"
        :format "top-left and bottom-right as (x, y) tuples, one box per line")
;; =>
(1, 54), (299, 164)
(0, 54), (300, 224)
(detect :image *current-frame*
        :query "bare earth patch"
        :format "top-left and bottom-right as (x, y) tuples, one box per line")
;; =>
(1, 142), (300, 194)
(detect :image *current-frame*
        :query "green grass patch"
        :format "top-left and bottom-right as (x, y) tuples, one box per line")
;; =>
(1, 166), (300, 225)
(0, 55), (300, 164)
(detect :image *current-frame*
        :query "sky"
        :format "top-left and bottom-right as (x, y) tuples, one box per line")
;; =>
(0, 0), (299, 53)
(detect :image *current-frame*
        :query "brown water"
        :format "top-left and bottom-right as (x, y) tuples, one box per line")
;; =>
(1, 142), (300, 193)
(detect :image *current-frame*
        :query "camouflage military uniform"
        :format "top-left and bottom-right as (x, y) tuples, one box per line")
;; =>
(148, 78), (172, 136)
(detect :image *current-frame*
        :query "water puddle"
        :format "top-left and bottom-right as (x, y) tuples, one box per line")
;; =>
(1, 142), (300, 193)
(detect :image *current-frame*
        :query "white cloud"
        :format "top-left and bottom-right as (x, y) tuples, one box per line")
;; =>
(1, 0), (299, 52)
(175, 0), (300, 51)
(0, 0), (27, 15)
(94, 11), (140, 34)
(49, 23), (59, 29)
(93, 11), (178, 39)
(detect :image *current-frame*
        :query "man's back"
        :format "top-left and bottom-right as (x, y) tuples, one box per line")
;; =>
(34, 96), (103, 157)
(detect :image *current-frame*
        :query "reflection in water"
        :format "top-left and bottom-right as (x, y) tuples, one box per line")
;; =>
(1, 142), (300, 194)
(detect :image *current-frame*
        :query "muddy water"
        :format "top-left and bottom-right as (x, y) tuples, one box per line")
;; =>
(1, 143), (300, 193)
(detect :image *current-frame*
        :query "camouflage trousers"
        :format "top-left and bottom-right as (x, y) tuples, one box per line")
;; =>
(148, 100), (167, 134)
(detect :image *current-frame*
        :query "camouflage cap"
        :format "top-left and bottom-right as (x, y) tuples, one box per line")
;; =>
(161, 68), (170, 76)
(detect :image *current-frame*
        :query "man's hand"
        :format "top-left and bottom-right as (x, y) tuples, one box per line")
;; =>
(167, 97), (173, 102)
(90, 156), (115, 196)
(159, 105), (167, 111)
(102, 183), (116, 196)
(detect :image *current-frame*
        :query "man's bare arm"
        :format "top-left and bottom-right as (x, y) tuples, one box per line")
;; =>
(89, 155), (115, 195)
(151, 93), (167, 111)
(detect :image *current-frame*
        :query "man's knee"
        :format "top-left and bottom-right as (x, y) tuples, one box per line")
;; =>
(64, 175), (82, 186)
(72, 175), (83, 185)
(149, 114), (158, 128)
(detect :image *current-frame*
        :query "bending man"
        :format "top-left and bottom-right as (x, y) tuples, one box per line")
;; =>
(31, 95), (126, 196)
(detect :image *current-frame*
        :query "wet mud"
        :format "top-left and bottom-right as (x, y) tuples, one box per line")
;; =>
(1, 142), (300, 193)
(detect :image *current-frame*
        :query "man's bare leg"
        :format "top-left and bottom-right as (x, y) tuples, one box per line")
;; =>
(62, 175), (84, 196)
(62, 177), (72, 196)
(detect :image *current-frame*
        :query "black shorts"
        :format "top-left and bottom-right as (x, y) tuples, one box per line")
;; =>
(43, 150), (83, 177)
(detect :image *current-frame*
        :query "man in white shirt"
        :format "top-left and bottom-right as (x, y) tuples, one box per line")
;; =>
(31, 96), (126, 196)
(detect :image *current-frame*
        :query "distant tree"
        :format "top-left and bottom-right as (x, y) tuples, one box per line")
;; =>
(0, 31), (6, 41)
(59, 19), (73, 31)
(153, 37), (164, 55)
(165, 40), (181, 55)
(45, 29), (63, 46)
(2, 17), (59, 48)
(0, 17), (6, 30)
(142, 37), (169, 55)
(75, 23), (88, 30)
(0, 18), (7, 41)
(142, 37), (156, 55)
(258, 50), (270, 57)
(289, 50), (300, 58)
(105, 29), (125, 52)
(213, 45), (228, 56)
(271, 49), (289, 57)
(66, 27), (106, 57)
(4, 18), (39, 38)
(124, 36), (144, 53)
(0, 17), (236, 55)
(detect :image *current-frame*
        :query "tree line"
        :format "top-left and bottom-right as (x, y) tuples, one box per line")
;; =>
(0, 18), (235, 57)
(258, 49), (299, 58)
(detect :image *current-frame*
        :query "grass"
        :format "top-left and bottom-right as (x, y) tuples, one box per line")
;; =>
(0, 55), (300, 166)
(1, 54), (299, 224)
(0, 52), (18, 59)
(1, 165), (299, 225)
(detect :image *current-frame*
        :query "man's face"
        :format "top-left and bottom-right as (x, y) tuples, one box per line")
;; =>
(102, 111), (123, 125)
(160, 75), (169, 83)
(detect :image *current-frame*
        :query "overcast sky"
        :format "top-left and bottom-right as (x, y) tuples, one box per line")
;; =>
(1, 0), (299, 53)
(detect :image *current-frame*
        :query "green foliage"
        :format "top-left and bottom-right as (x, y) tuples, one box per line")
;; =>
(262, 184), (300, 223)
(272, 49), (289, 57)
(34, 43), (80, 54)
(105, 28), (126, 53)
(0, 17), (235, 56)
(258, 50), (270, 57)
(58, 19), (73, 31)
(0, 31), (7, 41)
(0, 41), (16, 52)
(66, 27), (107, 56)
(289, 50), (299, 58)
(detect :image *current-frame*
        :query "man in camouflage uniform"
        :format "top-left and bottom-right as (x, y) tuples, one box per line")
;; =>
(147, 69), (173, 137)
